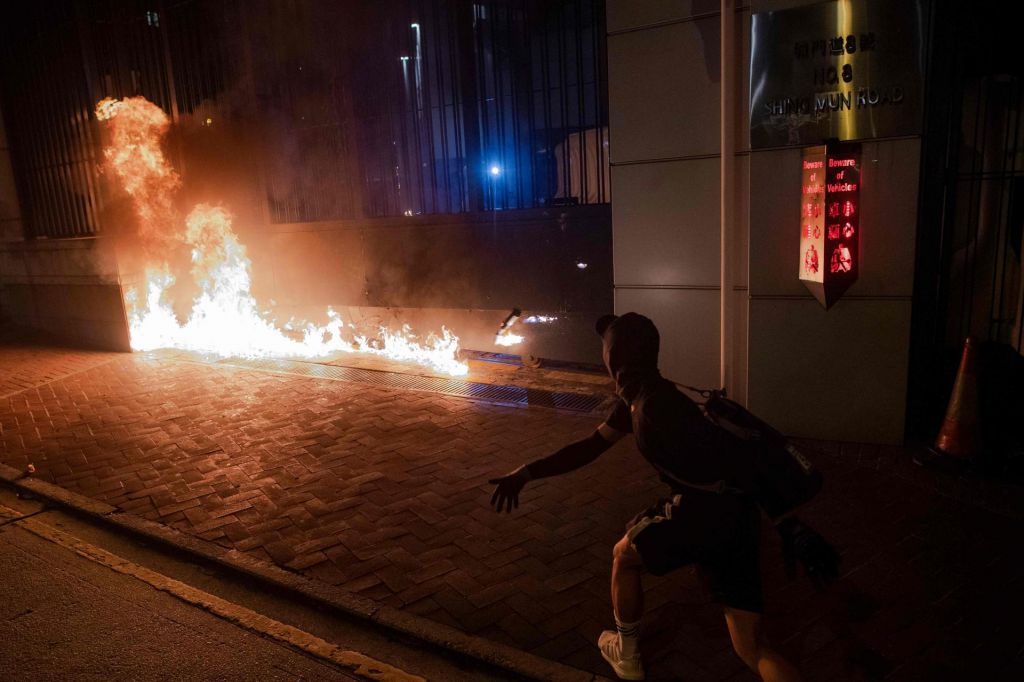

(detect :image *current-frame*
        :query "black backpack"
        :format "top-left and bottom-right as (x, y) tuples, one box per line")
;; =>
(702, 390), (823, 520)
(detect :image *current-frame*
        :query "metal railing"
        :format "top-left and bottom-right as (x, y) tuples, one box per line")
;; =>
(259, 0), (609, 222)
(0, 4), (102, 238)
(908, 2), (1024, 438)
(942, 75), (1023, 351)
(0, 0), (609, 237)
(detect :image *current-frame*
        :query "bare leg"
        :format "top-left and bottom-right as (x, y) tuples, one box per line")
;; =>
(611, 536), (644, 621)
(724, 607), (804, 682)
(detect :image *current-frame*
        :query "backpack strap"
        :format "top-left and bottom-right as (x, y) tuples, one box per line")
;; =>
(669, 381), (718, 403)
(653, 464), (744, 496)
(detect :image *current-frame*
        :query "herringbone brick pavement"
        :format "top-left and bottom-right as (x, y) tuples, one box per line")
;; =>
(0, 343), (120, 398)
(1, 347), (1022, 680)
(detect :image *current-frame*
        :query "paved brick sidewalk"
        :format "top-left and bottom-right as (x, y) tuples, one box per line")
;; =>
(0, 343), (120, 398)
(1, 345), (1022, 680)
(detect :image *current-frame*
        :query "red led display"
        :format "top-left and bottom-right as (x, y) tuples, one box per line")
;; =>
(798, 142), (861, 308)
(798, 147), (827, 284)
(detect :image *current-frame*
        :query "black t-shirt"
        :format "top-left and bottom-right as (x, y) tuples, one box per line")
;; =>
(604, 378), (743, 492)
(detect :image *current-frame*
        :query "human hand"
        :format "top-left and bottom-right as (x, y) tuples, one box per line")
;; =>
(488, 466), (531, 513)
(777, 518), (840, 588)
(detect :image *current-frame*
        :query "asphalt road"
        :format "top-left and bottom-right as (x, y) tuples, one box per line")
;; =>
(0, 515), (359, 681)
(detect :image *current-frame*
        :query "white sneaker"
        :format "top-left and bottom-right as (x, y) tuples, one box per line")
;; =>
(598, 630), (645, 680)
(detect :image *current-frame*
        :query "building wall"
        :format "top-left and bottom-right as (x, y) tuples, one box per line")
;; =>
(607, 0), (920, 443)
(748, 137), (918, 443)
(607, 0), (752, 403)
(746, 0), (918, 443)
(242, 207), (613, 364)
(0, 103), (22, 328)
(0, 107), (21, 246)
(0, 105), (130, 350)
(3, 95), (610, 360)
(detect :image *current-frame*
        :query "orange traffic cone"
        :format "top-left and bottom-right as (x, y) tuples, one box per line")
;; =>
(933, 337), (980, 459)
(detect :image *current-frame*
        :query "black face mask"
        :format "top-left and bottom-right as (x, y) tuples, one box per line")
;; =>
(600, 313), (661, 401)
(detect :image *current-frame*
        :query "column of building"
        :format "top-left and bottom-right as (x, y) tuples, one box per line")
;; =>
(606, 1), (752, 403)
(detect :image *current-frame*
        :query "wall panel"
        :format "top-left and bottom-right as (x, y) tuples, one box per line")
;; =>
(608, 17), (722, 162)
(748, 298), (911, 442)
(612, 158), (721, 287)
(614, 287), (720, 389)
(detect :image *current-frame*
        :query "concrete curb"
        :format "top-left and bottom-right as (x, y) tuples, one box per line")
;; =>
(0, 464), (606, 682)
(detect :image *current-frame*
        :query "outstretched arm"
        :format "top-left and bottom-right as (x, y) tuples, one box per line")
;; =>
(527, 424), (625, 478)
(489, 424), (626, 513)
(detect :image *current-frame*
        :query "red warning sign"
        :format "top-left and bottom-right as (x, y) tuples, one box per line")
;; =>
(798, 142), (861, 309)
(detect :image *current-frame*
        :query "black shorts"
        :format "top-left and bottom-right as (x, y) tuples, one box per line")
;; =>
(625, 491), (763, 613)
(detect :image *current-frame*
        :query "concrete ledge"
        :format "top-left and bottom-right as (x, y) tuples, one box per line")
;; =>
(0, 464), (606, 682)
(0, 465), (118, 516)
(372, 605), (596, 682)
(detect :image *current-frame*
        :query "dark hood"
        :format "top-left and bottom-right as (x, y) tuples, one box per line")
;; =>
(596, 313), (661, 402)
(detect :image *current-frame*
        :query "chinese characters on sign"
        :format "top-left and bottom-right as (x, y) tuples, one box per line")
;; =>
(793, 32), (876, 60)
(799, 143), (862, 308)
(750, 0), (924, 148)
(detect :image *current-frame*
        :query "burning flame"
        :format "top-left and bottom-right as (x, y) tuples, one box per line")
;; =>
(96, 97), (180, 257)
(98, 96), (467, 376)
(494, 310), (524, 347)
(494, 327), (524, 347)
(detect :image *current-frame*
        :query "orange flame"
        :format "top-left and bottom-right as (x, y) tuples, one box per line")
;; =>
(96, 97), (181, 256)
(98, 97), (467, 376)
(494, 327), (524, 347)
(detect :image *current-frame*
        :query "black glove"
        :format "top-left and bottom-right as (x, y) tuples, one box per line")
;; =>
(777, 517), (840, 587)
(489, 466), (531, 513)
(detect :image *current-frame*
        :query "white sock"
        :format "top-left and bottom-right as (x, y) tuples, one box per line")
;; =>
(614, 615), (641, 658)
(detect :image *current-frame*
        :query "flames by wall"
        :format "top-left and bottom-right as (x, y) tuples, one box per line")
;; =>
(97, 96), (467, 376)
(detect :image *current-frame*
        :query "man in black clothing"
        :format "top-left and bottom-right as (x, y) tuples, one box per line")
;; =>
(490, 313), (834, 681)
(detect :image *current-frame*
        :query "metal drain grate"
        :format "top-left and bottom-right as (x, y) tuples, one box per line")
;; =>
(214, 357), (608, 413)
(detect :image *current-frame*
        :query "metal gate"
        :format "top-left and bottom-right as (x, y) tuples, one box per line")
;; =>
(0, 0), (609, 239)
(908, 2), (1023, 439)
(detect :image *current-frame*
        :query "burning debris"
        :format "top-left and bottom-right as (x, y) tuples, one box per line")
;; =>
(98, 96), (467, 376)
(493, 310), (561, 348)
(494, 308), (524, 347)
(493, 310), (562, 348)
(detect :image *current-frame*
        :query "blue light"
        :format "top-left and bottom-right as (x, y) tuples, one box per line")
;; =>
(489, 164), (501, 177)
